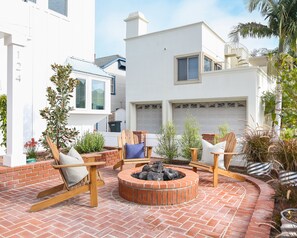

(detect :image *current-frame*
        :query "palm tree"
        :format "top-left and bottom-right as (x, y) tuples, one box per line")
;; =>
(229, 0), (297, 136)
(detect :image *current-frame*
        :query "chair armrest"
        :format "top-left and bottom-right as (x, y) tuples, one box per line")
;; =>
(146, 146), (153, 159)
(210, 152), (238, 155)
(52, 161), (106, 169)
(117, 147), (123, 160)
(190, 148), (199, 162)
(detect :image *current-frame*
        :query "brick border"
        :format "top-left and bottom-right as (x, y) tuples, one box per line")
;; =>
(118, 167), (199, 205)
(243, 175), (275, 237)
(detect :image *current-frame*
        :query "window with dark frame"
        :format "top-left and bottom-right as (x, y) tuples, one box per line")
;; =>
(48, 0), (68, 16)
(177, 55), (199, 81)
(111, 76), (116, 95)
(214, 63), (222, 71)
(76, 79), (86, 109)
(204, 56), (213, 72)
(118, 60), (126, 71)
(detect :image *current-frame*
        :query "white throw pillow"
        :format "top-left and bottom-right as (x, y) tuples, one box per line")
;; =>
(59, 147), (89, 187)
(201, 139), (226, 170)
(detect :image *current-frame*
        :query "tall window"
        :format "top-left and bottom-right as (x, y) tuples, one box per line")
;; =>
(92, 80), (105, 110)
(204, 56), (213, 72)
(48, 0), (68, 16)
(76, 79), (86, 109)
(111, 76), (115, 95)
(177, 56), (199, 81)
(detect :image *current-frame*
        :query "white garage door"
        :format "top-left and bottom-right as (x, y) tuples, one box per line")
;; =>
(173, 101), (246, 136)
(136, 104), (162, 133)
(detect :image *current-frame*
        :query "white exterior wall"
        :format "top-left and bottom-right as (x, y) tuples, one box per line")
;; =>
(0, 0), (103, 166)
(201, 24), (225, 65)
(103, 62), (126, 111)
(126, 19), (272, 132)
(126, 23), (205, 128)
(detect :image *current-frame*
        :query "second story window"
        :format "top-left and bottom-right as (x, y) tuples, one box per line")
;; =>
(214, 63), (222, 71)
(177, 56), (199, 81)
(92, 80), (105, 110)
(204, 56), (213, 72)
(76, 79), (86, 109)
(48, 0), (68, 16)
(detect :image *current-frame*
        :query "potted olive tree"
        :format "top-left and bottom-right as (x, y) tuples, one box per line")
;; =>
(242, 127), (274, 176)
(155, 122), (179, 164)
(180, 116), (201, 162)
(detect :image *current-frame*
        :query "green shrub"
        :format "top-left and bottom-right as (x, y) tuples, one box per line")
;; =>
(242, 126), (275, 163)
(274, 138), (297, 171)
(180, 116), (201, 160)
(0, 95), (7, 147)
(74, 131), (104, 153)
(155, 122), (179, 163)
(214, 123), (230, 143)
(281, 128), (296, 140)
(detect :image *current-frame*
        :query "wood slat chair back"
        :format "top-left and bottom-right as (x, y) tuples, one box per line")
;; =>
(118, 130), (139, 159)
(113, 130), (152, 170)
(46, 136), (71, 190)
(46, 136), (60, 162)
(218, 132), (237, 170)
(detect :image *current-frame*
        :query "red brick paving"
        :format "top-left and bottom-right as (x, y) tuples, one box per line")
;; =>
(0, 166), (274, 237)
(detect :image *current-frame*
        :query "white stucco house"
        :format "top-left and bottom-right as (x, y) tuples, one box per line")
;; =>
(95, 55), (126, 131)
(124, 12), (273, 136)
(0, 0), (111, 167)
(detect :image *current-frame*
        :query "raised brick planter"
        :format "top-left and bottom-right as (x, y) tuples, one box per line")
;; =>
(0, 149), (119, 190)
(81, 149), (119, 167)
(0, 160), (59, 190)
(118, 167), (199, 205)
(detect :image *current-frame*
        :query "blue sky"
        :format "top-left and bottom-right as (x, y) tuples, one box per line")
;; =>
(95, 0), (278, 58)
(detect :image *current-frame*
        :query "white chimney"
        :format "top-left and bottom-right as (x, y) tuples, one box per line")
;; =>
(124, 12), (148, 38)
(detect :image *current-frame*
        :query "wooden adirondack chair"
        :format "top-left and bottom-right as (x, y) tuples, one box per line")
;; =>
(30, 136), (105, 212)
(113, 130), (152, 170)
(189, 132), (245, 187)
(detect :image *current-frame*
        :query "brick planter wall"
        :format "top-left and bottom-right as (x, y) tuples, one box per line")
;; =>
(0, 160), (59, 190)
(202, 133), (217, 144)
(0, 149), (119, 190)
(95, 149), (119, 166)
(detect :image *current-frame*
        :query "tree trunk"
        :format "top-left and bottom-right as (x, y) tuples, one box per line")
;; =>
(274, 77), (282, 137)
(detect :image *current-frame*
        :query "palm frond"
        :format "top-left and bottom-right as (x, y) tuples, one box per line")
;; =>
(248, 0), (275, 15)
(229, 22), (274, 42)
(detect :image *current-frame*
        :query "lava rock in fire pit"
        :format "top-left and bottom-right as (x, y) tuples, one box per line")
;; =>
(164, 168), (179, 180)
(138, 171), (148, 180)
(132, 161), (184, 181)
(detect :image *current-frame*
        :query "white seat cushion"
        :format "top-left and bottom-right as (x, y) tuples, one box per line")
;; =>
(201, 139), (226, 170)
(59, 147), (89, 187)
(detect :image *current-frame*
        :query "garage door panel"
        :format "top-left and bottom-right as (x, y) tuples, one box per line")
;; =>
(173, 101), (246, 136)
(136, 104), (162, 133)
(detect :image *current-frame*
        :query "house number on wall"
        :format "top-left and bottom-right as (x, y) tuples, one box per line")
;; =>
(15, 51), (21, 81)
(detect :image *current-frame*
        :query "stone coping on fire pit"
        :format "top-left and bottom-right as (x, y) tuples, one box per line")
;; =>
(118, 166), (199, 205)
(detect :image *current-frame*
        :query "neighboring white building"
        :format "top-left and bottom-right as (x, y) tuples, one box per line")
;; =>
(0, 0), (111, 166)
(124, 12), (274, 136)
(95, 55), (126, 131)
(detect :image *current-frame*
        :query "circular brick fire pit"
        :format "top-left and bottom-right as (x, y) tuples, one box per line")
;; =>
(118, 166), (199, 205)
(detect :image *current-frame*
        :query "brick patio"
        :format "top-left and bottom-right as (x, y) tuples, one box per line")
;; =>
(0, 166), (275, 238)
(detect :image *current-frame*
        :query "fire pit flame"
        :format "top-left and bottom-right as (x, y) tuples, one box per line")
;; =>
(132, 161), (184, 181)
